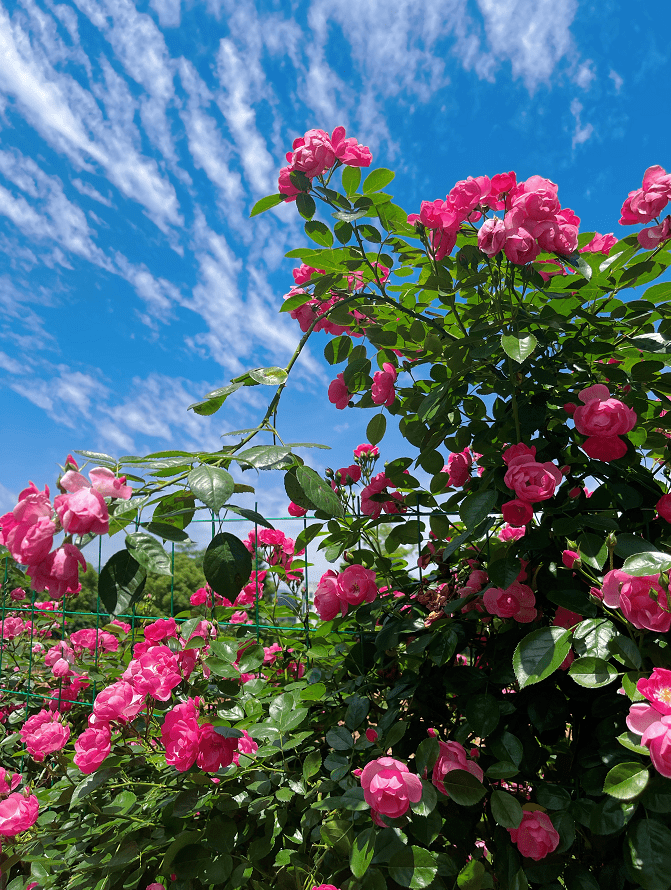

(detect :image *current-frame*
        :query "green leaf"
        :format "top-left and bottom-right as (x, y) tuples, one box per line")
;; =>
(269, 693), (308, 733)
(333, 208), (369, 223)
(125, 532), (172, 575)
(305, 220), (333, 247)
(513, 627), (572, 689)
(626, 818), (671, 890)
(465, 694), (500, 738)
(342, 166), (361, 195)
(235, 445), (294, 470)
(152, 492), (195, 530)
(296, 192), (316, 219)
(237, 643), (264, 673)
(345, 695), (370, 730)
(440, 769), (487, 806)
(577, 532), (608, 570)
(71, 768), (120, 805)
(389, 846), (438, 889)
(189, 382), (242, 415)
(416, 737), (440, 776)
(300, 682), (326, 701)
(98, 550), (146, 615)
(501, 333), (538, 364)
(324, 335), (353, 365)
(617, 731), (649, 756)
(603, 762), (649, 800)
(351, 827), (376, 879)
(569, 656), (619, 688)
(248, 366), (288, 385)
(141, 521), (191, 543)
(622, 551), (671, 576)
(412, 780), (438, 817)
(303, 750), (322, 780)
(460, 489), (497, 530)
(188, 466), (235, 513)
(485, 762), (519, 780)
(296, 466), (344, 517)
(250, 193), (284, 216)
(367, 413), (387, 446)
(490, 790), (523, 828)
(457, 859), (485, 890)
(203, 532), (252, 600)
(363, 168), (395, 194)
(327, 726), (354, 750)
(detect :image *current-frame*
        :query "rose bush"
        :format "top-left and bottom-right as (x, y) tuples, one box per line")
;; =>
(2, 131), (671, 890)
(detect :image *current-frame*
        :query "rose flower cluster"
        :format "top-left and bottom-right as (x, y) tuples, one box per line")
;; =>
(620, 164), (671, 249)
(278, 126), (372, 201)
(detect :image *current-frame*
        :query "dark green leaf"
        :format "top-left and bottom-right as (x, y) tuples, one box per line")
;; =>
(303, 750), (322, 780)
(491, 790), (523, 829)
(466, 694), (500, 737)
(513, 627), (572, 689)
(141, 521), (191, 543)
(250, 193), (284, 216)
(626, 818), (671, 890)
(125, 532), (172, 575)
(367, 413), (387, 446)
(235, 445), (294, 470)
(440, 769), (487, 806)
(98, 550), (146, 615)
(296, 466), (344, 517)
(203, 532), (252, 599)
(189, 382), (242, 415)
(460, 489), (497, 530)
(389, 846), (438, 889)
(188, 466), (235, 512)
(296, 193), (316, 219)
(71, 768), (120, 805)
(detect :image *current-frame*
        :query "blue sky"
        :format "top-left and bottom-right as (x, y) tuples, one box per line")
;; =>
(0, 0), (669, 545)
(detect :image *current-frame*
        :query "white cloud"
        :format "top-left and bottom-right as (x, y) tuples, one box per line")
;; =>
(0, 351), (23, 374)
(10, 367), (103, 428)
(609, 69), (624, 92)
(475, 0), (578, 92)
(114, 253), (182, 322)
(574, 60), (596, 90)
(570, 98), (594, 149)
(149, 0), (182, 28)
(71, 178), (113, 207)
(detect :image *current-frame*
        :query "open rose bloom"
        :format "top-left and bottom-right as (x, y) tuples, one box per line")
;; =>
(360, 757), (422, 819)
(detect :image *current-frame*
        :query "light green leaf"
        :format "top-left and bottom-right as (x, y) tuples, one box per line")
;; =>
(351, 827), (376, 879)
(125, 532), (172, 575)
(248, 366), (288, 385)
(622, 551), (671, 576)
(603, 762), (649, 800)
(249, 193), (284, 217)
(569, 656), (619, 688)
(363, 168), (395, 194)
(305, 220), (334, 247)
(501, 333), (537, 364)
(188, 465), (235, 512)
(389, 846), (438, 889)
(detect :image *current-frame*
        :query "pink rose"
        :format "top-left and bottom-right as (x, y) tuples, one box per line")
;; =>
(93, 680), (145, 724)
(123, 646), (182, 702)
(0, 481), (56, 565)
(508, 811), (560, 861)
(20, 710), (70, 761)
(562, 550), (580, 569)
(445, 449), (473, 488)
(144, 618), (179, 644)
(88, 467), (132, 499)
(360, 756), (423, 818)
(638, 216), (671, 250)
(432, 739), (484, 796)
(503, 224), (540, 265)
(512, 185), (561, 221)
(233, 729), (259, 766)
(311, 886), (342, 890)
(328, 373), (350, 410)
(638, 668), (671, 715)
(54, 487), (108, 536)
(292, 263), (324, 285)
(278, 166), (306, 200)
(314, 570), (343, 620)
(531, 217), (579, 255)
(288, 501), (308, 517)
(360, 472), (393, 518)
(354, 443), (379, 460)
(28, 543), (86, 598)
(502, 499), (533, 526)
(335, 464), (361, 485)
(371, 363), (397, 407)
(332, 125), (372, 167)
(580, 232), (617, 255)
(74, 724), (111, 774)
(483, 582), (537, 623)
(338, 564), (378, 608)
(290, 129), (336, 177)
(503, 454), (563, 504)
(0, 791), (39, 836)
(657, 494), (671, 522)
(161, 699), (200, 772)
(574, 384), (636, 439)
(477, 217), (506, 256)
(602, 570), (671, 633)
(498, 524), (526, 542)
(196, 724), (238, 772)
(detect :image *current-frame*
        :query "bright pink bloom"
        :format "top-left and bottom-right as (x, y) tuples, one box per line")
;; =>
(28, 543), (86, 598)
(335, 464), (361, 485)
(0, 481), (56, 565)
(602, 570), (671, 633)
(278, 165), (306, 200)
(293, 263), (324, 285)
(502, 499), (533, 526)
(20, 710), (70, 761)
(360, 757), (422, 818)
(70, 628), (119, 654)
(54, 487), (108, 536)
(328, 374), (350, 410)
(483, 582), (537, 623)
(371, 363), (397, 407)
(74, 723), (111, 773)
(360, 472), (398, 518)
(638, 668), (671, 715)
(504, 225), (540, 265)
(88, 467), (132, 499)
(657, 494), (671, 522)
(574, 385), (636, 448)
(499, 525), (526, 542)
(478, 217), (506, 255)
(354, 443), (379, 460)
(503, 450), (563, 504)
(314, 570), (343, 620)
(339, 564), (378, 608)
(445, 449), (472, 487)
(508, 811), (560, 861)
(233, 729), (259, 766)
(638, 216), (671, 249)
(531, 217), (578, 255)
(93, 680), (145, 724)
(0, 769), (22, 797)
(620, 166), (671, 225)
(0, 791), (39, 836)
(196, 724), (238, 773)
(562, 550), (580, 569)
(288, 501), (308, 517)
(161, 699), (200, 772)
(580, 232), (617, 254)
(123, 646), (182, 702)
(290, 129), (336, 177)
(144, 618), (179, 644)
(432, 739), (484, 796)
(311, 885), (342, 890)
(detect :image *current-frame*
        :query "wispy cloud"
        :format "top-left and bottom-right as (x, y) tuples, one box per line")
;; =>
(570, 98), (594, 149)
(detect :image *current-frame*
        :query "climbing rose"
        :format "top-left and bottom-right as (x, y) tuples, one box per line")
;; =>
(503, 447), (563, 504)
(477, 217), (506, 255)
(289, 129), (336, 177)
(28, 543), (86, 598)
(573, 384), (636, 461)
(314, 570), (342, 620)
(0, 482), (55, 565)
(502, 499), (533, 526)
(483, 582), (537, 623)
(445, 449), (472, 487)
(360, 757), (422, 818)
(338, 564), (378, 608)
(562, 550), (580, 569)
(371, 363), (397, 407)
(123, 646), (182, 702)
(20, 710), (70, 761)
(196, 724), (238, 772)
(508, 811), (560, 861)
(657, 495), (671, 522)
(74, 724), (111, 774)
(328, 373), (350, 410)
(335, 464), (361, 485)
(0, 792), (39, 836)
(432, 740), (484, 796)
(161, 699), (200, 771)
(354, 444), (379, 459)
(580, 232), (617, 254)
(93, 680), (145, 724)
(601, 570), (671, 633)
(288, 501), (308, 517)
(331, 125), (372, 167)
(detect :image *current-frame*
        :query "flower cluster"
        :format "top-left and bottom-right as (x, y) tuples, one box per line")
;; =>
(601, 570), (671, 633)
(244, 529), (304, 583)
(502, 443), (563, 524)
(620, 164), (671, 249)
(278, 126), (372, 200)
(314, 565), (379, 620)
(0, 456), (131, 598)
(571, 384), (636, 461)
